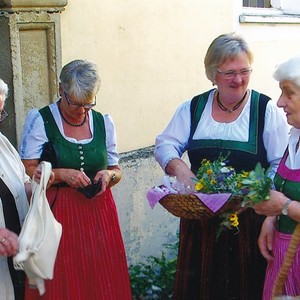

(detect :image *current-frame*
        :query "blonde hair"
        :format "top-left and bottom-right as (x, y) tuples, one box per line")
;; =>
(204, 32), (253, 83)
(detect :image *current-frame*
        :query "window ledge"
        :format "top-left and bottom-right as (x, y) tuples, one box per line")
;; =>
(240, 7), (300, 24)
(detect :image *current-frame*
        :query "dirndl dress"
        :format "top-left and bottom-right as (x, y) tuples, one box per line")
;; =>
(25, 106), (132, 299)
(262, 151), (300, 300)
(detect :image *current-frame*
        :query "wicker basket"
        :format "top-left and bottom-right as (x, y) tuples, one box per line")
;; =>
(159, 193), (243, 220)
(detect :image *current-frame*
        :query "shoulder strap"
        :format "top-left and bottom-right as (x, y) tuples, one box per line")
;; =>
(189, 89), (214, 139)
(255, 90), (270, 139)
(39, 106), (58, 142)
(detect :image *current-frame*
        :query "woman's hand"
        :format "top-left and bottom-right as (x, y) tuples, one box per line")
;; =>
(93, 167), (121, 195)
(257, 216), (276, 261)
(165, 158), (197, 192)
(61, 169), (91, 189)
(254, 190), (286, 216)
(0, 228), (18, 257)
(33, 163), (55, 189)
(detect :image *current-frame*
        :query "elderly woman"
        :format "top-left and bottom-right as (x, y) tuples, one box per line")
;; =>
(19, 60), (132, 299)
(254, 55), (300, 299)
(0, 78), (30, 299)
(154, 33), (289, 299)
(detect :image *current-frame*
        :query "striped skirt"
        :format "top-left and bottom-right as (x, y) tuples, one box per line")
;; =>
(263, 230), (300, 300)
(25, 186), (132, 300)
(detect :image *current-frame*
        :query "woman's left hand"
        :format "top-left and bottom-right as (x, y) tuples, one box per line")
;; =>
(0, 228), (18, 257)
(93, 168), (120, 195)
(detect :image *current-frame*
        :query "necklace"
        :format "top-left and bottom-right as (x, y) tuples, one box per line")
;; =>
(216, 91), (248, 113)
(58, 101), (86, 127)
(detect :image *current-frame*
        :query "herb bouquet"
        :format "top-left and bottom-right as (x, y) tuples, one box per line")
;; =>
(153, 154), (272, 235)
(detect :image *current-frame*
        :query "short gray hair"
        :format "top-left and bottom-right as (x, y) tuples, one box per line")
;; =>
(59, 59), (101, 103)
(273, 55), (300, 87)
(204, 32), (253, 83)
(0, 78), (8, 103)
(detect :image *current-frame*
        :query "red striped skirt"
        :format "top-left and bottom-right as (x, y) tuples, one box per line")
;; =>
(25, 186), (132, 300)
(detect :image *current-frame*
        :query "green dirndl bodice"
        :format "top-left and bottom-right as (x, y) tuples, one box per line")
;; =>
(39, 105), (108, 180)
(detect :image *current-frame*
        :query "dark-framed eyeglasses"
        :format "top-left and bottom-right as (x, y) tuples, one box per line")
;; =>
(0, 110), (8, 123)
(63, 91), (97, 109)
(217, 68), (252, 80)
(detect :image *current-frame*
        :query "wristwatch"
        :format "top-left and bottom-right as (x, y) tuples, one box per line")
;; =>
(282, 198), (292, 216)
(111, 171), (116, 182)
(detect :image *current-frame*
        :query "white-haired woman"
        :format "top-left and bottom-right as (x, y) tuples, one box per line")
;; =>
(254, 55), (300, 299)
(0, 79), (54, 300)
(0, 78), (31, 299)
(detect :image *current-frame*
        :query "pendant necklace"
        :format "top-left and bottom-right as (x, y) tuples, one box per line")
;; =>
(58, 101), (86, 127)
(216, 91), (248, 113)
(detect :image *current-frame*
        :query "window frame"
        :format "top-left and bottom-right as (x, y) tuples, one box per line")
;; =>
(240, 0), (300, 24)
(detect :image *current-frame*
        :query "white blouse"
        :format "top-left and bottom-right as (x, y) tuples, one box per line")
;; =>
(155, 89), (290, 176)
(19, 101), (120, 166)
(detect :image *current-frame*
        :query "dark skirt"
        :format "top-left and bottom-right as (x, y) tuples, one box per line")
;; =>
(173, 209), (266, 300)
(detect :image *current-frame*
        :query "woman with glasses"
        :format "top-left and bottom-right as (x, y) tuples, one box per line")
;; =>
(0, 78), (55, 299)
(19, 60), (132, 299)
(154, 33), (289, 299)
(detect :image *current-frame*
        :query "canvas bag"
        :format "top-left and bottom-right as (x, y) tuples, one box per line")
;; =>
(13, 161), (62, 295)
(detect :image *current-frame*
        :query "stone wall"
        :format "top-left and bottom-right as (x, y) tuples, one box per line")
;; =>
(113, 146), (180, 265)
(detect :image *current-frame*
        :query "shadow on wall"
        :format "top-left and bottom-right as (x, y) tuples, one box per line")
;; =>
(112, 146), (180, 266)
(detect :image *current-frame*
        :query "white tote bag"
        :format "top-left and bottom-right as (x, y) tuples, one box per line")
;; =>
(13, 161), (62, 295)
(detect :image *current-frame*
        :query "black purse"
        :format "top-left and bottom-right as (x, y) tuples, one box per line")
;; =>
(77, 181), (102, 198)
(39, 142), (58, 168)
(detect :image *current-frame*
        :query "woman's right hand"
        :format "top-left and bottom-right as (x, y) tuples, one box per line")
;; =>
(0, 228), (18, 257)
(165, 158), (197, 192)
(257, 216), (276, 261)
(62, 169), (91, 189)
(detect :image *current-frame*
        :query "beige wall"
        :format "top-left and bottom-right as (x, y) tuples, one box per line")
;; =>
(60, 0), (236, 152)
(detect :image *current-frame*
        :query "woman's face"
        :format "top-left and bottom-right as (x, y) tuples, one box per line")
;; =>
(59, 85), (96, 121)
(277, 80), (300, 128)
(214, 52), (251, 100)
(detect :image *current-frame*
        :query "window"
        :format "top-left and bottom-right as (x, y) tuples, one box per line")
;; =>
(240, 0), (300, 23)
(243, 0), (271, 8)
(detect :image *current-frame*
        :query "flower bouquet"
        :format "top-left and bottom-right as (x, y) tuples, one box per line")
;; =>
(147, 154), (272, 234)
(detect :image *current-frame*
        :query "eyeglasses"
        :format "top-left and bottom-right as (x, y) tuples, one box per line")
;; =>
(217, 68), (252, 80)
(64, 91), (96, 109)
(0, 110), (8, 123)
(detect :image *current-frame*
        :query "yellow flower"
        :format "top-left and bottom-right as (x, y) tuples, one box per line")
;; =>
(195, 182), (203, 191)
(241, 171), (249, 177)
(210, 179), (217, 185)
(207, 169), (213, 176)
(229, 213), (239, 227)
